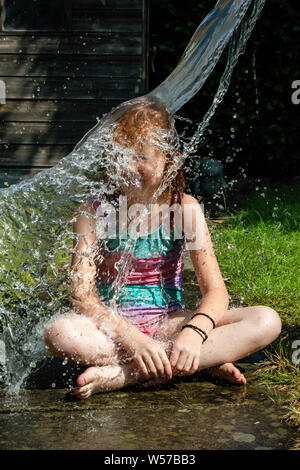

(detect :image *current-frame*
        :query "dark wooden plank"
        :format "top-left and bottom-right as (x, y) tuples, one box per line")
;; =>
(0, 99), (122, 122)
(72, 0), (142, 9)
(0, 122), (100, 145)
(71, 9), (142, 33)
(3, 0), (67, 32)
(0, 34), (142, 55)
(141, 0), (149, 94)
(1, 77), (143, 100)
(0, 55), (142, 78)
(0, 144), (73, 167)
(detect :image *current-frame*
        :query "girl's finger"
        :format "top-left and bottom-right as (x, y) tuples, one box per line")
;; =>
(151, 352), (165, 377)
(174, 351), (187, 373)
(135, 357), (150, 379)
(159, 351), (172, 379)
(143, 354), (158, 378)
(183, 354), (194, 375)
(191, 355), (200, 374)
(169, 347), (180, 369)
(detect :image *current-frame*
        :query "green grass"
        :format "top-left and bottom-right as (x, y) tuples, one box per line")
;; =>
(210, 181), (300, 430)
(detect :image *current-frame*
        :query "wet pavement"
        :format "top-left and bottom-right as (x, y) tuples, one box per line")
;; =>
(0, 361), (297, 450)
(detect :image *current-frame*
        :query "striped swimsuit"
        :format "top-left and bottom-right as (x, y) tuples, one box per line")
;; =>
(92, 198), (186, 337)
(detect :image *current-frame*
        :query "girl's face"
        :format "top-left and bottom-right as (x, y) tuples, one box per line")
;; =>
(133, 142), (167, 190)
(121, 131), (168, 194)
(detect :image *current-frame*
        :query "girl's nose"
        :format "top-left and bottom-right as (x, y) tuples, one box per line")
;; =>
(137, 160), (155, 177)
(127, 160), (146, 182)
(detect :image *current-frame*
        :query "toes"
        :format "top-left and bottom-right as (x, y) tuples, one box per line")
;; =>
(231, 366), (247, 384)
(209, 363), (247, 385)
(79, 389), (91, 399)
(76, 384), (90, 394)
(240, 374), (247, 384)
(76, 367), (97, 387)
(74, 384), (91, 399)
(76, 375), (87, 387)
(232, 368), (246, 384)
(232, 368), (241, 379)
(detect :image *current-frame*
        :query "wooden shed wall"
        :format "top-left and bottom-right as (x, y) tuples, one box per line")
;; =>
(0, 0), (149, 187)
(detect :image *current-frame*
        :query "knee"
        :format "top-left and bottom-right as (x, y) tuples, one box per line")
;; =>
(44, 316), (79, 352)
(44, 319), (60, 356)
(252, 306), (282, 346)
(44, 317), (65, 343)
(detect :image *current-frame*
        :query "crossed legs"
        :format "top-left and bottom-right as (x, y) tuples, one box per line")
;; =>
(44, 305), (281, 398)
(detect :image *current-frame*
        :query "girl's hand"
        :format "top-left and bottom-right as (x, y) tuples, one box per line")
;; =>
(123, 329), (173, 381)
(169, 327), (202, 376)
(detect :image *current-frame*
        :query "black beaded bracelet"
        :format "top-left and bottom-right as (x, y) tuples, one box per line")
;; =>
(191, 312), (216, 329)
(182, 324), (208, 343)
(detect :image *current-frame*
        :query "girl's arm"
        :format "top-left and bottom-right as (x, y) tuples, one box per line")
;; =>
(70, 200), (172, 379)
(70, 199), (109, 317)
(70, 199), (136, 341)
(169, 193), (229, 374)
(182, 193), (230, 333)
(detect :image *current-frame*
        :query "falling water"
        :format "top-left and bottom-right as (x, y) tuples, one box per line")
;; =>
(0, 0), (265, 394)
(148, 0), (265, 116)
(171, 0), (266, 157)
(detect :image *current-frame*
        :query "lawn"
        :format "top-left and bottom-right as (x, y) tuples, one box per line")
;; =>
(209, 179), (300, 433)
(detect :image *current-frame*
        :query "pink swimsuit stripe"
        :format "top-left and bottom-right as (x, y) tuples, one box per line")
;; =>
(92, 196), (186, 336)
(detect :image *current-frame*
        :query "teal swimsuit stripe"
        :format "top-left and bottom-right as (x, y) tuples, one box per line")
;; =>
(103, 227), (184, 259)
(97, 284), (184, 307)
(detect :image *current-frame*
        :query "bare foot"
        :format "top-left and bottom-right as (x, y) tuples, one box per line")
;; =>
(203, 362), (247, 385)
(74, 363), (139, 399)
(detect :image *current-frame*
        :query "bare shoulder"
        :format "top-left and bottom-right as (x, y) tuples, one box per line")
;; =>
(77, 197), (96, 215)
(180, 193), (204, 234)
(180, 192), (203, 208)
(73, 198), (97, 239)
(180, 193), (204, 216)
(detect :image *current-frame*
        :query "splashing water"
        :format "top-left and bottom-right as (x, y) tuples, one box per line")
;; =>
(148, 0), (265, 116)
(0, 0), (265, 394)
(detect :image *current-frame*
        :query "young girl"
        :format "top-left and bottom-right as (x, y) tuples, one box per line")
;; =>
(44, 98), (282, 399)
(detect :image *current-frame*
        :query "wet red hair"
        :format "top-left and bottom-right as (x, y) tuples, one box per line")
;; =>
(113, 98), (186, 215)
